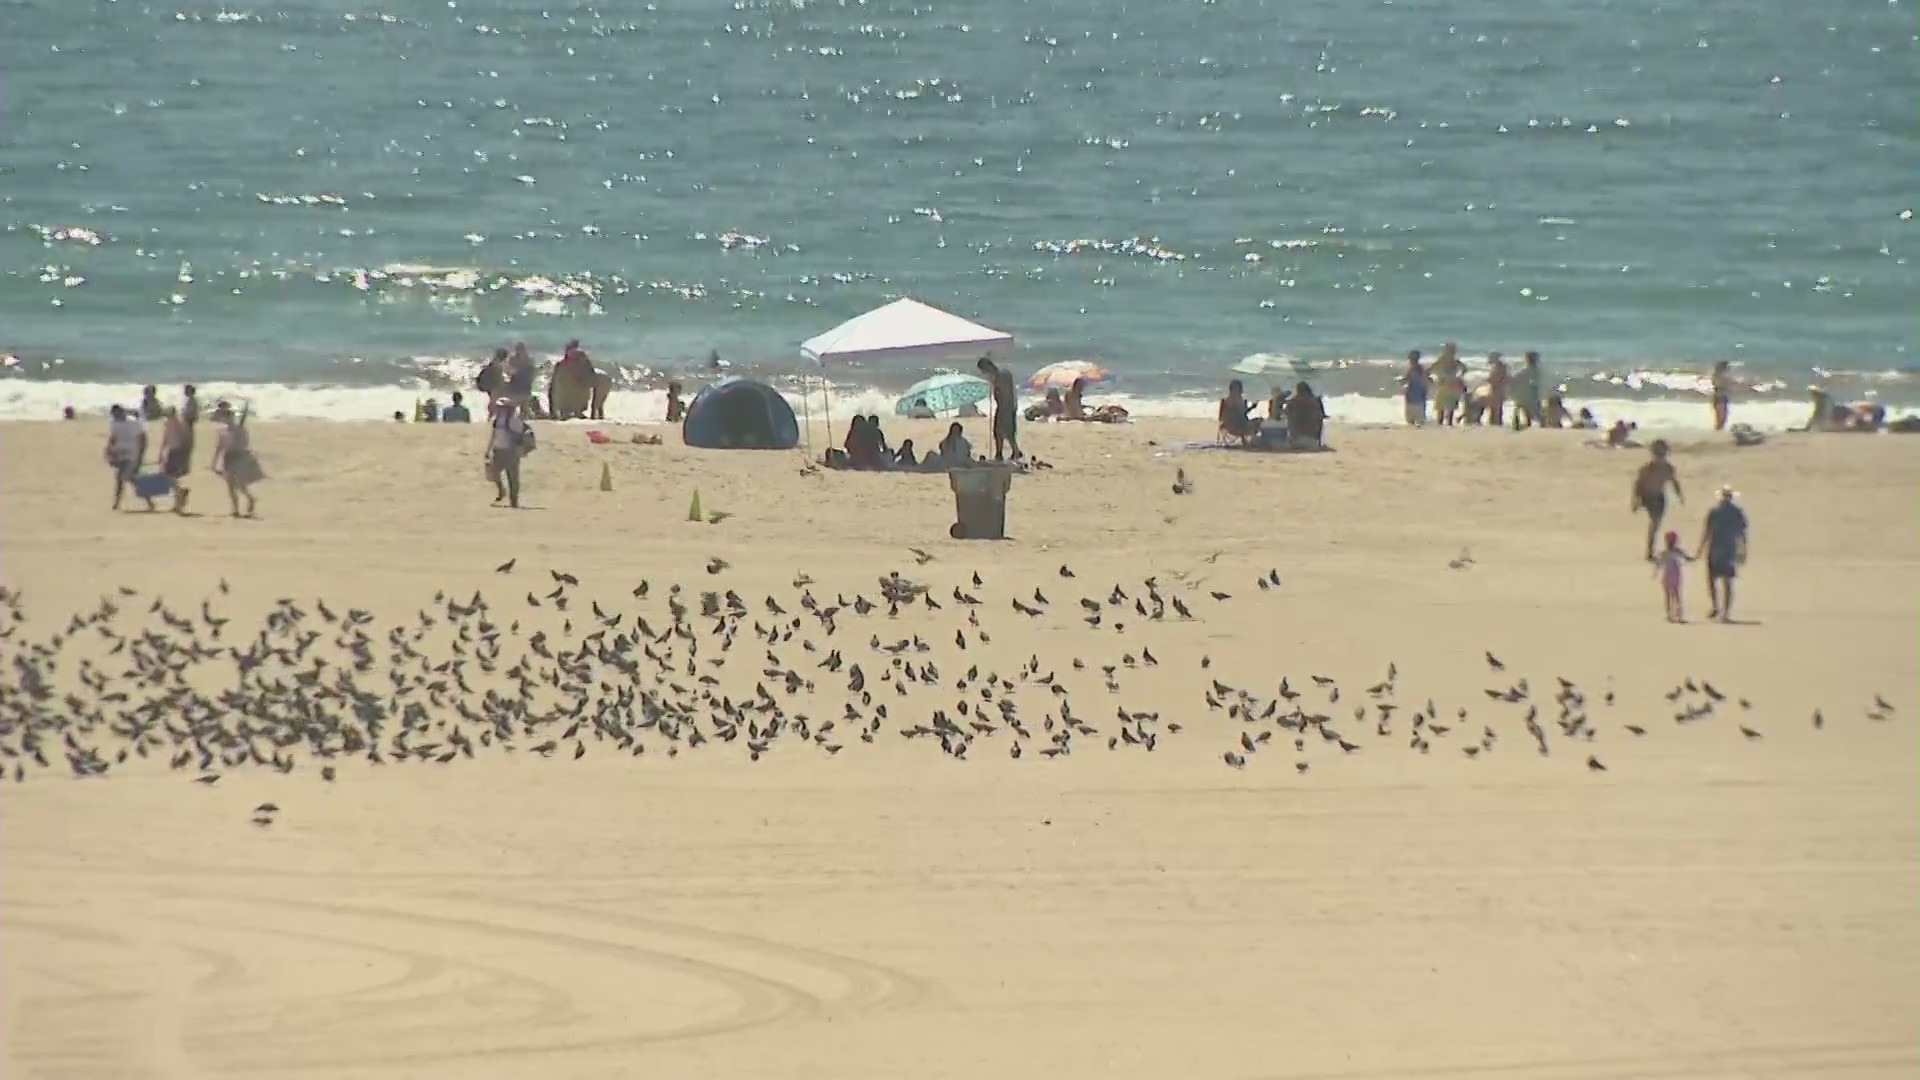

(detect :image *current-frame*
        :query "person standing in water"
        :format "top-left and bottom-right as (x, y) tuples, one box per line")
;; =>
(1631, 439), (1683, 561)
(1400, 350), (1430, 427)
(977, 358), (1022, 462)
(1485, 353), (1509, 427)
(1428, 343), (1465, 426)
(209, 401), (262, 518)
(1512, 351), (1544, 430)
(1697, 486), (1748, 621)
(1709, 360), (1733, 431)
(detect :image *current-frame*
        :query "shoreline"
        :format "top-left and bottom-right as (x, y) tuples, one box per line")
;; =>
(0, 380), (1861, 432)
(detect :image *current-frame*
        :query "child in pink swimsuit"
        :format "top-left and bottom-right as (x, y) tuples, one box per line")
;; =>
(1655, 530), (1693, 622)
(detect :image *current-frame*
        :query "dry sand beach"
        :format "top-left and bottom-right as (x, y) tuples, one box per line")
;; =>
(1, 416), (1915, 1080)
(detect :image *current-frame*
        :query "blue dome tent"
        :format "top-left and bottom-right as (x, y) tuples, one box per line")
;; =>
(681, 377), (800, 450)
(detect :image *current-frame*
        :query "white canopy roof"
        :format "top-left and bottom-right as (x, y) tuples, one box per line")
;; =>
(802, 298), (1013, 366)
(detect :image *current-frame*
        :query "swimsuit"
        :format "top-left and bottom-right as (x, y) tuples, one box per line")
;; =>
(1658, 551), (1685, 592)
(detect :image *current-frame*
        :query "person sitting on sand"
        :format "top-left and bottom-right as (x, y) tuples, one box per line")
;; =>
(1285, 381), (1326, 446)
(1064, 377), (1091, 421)
(1218, 379), (1260, 442)
(1267, 385), (1290, 422)
(895, 439), (919, 467)
(908, 396), (937, 420)
(844, 416), (889, 468)
(842, 416), (869, 466)
(210, 401), (262, 518)
(1025, 388), (1063, 422)
(441, 391), (472, 423)
(1605, 419), (1639, 448)
(105, 404), (147, 511)
(139, 384), (164, 421)
(1542, 393), (1571, 429)
(664, 382), (686, 424)
(1574, 406), (1598, 430)
(157, 406), (193, 513)
(1804, 388), (1886, 433)
(936, 422), (973, 466)
(1631, 439), (1683, 561)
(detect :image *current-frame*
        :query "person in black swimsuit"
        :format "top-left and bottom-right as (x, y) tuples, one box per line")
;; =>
(1631, 439), (1684, 561)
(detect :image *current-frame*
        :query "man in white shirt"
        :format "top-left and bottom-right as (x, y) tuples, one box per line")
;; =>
(487, 397), (531, 508)
(105, 404), (148, 510)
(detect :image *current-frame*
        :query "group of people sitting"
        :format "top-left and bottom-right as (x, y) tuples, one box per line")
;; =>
(832, 414), (979, 471)
(1218, 379), (1327, 449)
(1803, 388), (1911, 433)
(1023, 377), (1130, 424)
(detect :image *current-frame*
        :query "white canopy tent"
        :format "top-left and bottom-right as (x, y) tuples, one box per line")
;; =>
(802, 297), (1013, 367)
(798, 298), (1014, 454)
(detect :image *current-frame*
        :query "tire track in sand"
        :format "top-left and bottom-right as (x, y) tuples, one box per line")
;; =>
(121, 887), (923, 1071)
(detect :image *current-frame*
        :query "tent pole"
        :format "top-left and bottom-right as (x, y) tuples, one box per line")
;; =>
(799, 374), (812, 459)
(822, 372), (833, 459)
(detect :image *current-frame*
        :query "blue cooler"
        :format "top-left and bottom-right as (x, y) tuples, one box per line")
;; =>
(131, 472), (174, 499)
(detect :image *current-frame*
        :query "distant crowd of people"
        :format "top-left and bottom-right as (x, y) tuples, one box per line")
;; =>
(1395, 345), (1566, 430)
(471, 339), (604, 421)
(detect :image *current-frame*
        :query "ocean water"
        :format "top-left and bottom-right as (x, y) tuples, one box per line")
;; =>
(4, 0), (1916, 426)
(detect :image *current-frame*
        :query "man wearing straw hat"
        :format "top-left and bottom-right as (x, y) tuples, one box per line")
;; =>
(1696, 485), (1749, 622)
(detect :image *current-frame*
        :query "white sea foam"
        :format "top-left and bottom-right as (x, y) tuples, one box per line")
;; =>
(0, 379), (1827, 432)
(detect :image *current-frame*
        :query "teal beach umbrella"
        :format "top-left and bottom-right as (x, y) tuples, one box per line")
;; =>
(895, 372), (991, 416)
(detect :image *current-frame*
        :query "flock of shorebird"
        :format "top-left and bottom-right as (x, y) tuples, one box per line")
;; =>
(0, 555), (1897, 821)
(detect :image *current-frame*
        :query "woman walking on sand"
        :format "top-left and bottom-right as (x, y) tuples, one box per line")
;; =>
(486, 396), (533, 507)
(209, 401), (262, 517)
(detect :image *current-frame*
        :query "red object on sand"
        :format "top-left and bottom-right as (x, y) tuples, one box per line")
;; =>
(586, 430), (610, 445)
